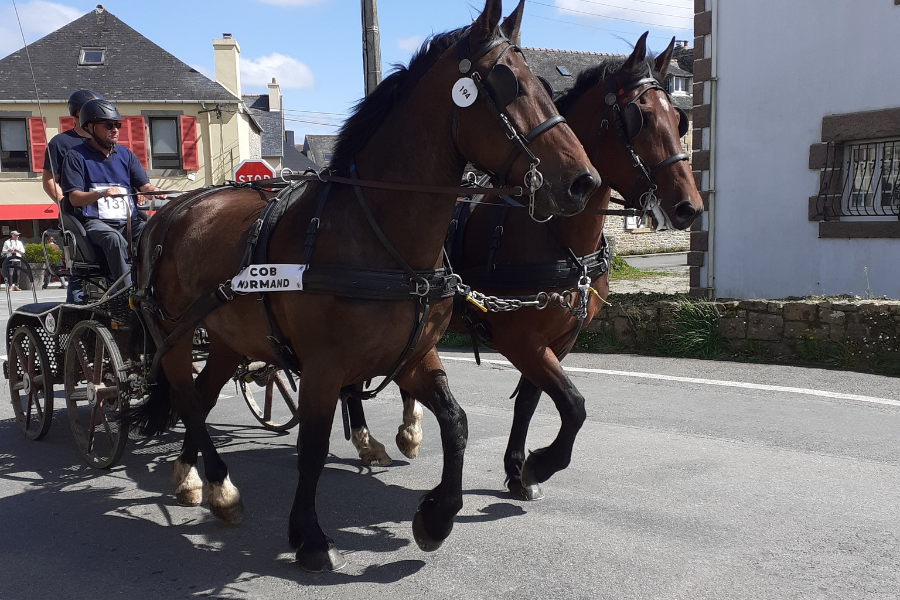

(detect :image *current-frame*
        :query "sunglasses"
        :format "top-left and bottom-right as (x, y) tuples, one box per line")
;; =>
(99, 121), (123, 131)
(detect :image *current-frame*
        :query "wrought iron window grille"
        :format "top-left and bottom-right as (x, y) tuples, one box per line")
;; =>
(816, 139), (900, 221)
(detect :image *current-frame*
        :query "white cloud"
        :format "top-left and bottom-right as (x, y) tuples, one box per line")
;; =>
(241, 53), (315, 90)
(255, 0), (328, 6)
(0, 1), (81, 57)
(397, 35), (424, 53)
(554, 0), (693, 31)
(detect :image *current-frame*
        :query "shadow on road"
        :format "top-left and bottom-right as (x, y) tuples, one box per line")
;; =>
(0, 409), (498, 596)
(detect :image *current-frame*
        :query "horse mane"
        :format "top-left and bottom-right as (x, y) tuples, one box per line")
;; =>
(330, 26), (470, 174)
(554, 55), (659, 116)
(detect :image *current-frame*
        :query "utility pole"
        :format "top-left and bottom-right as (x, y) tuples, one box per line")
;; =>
(361, 0), (382, 96)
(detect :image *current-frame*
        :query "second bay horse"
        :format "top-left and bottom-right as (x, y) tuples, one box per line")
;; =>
(346, 33), (704, 500)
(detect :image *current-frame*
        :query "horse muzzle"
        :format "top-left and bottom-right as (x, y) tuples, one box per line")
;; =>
(670, 198), (702, 230)
(534, 167), (600, 219)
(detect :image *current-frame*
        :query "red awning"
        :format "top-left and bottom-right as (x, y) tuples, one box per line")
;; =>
(0, 204), (59, 220)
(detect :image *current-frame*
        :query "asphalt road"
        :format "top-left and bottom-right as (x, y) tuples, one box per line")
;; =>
(622, 251), (688, 273)
(2, 288), (900, 599)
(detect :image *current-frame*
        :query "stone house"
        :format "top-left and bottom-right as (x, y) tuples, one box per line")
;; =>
(690, 0), (900, 299)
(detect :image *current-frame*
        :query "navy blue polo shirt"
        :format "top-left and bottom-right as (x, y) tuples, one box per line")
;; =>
(60, 141), (149, 221)
(43, 129), (90, 174)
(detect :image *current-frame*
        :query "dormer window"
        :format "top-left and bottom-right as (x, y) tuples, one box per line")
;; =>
(79, 47), (105, 65)
(670, 75), (692, 94)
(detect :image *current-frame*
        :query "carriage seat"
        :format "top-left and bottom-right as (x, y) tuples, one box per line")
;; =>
(57, 210), (106, 274)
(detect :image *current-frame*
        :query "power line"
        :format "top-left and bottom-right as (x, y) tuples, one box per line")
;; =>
(282, 108), (349, 117)
(538, 0), (692, 20)
(284, 117), (341, 129)
(528, 0), (693, 27)
(567, 0), (694, 11)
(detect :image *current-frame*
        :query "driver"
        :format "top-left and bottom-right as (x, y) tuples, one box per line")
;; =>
(60, 99), (164, 292)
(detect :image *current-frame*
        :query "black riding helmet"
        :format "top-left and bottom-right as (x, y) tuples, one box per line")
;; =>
(67, 90), (103, 117)
(79, 99), (122, 128)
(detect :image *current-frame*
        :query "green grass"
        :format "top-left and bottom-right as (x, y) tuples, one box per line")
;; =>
(654, 299), (723, 358)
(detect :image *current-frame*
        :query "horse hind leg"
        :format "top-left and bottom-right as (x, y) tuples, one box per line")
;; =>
(396, 390), (423, 459)
(165, 337), (244, 524)
(195, 336), (244, 521)
(505, 376), (545, 501)
(346, 394), (392, 466)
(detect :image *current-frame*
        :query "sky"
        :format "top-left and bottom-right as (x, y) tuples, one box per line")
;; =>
(0, 0), (693, 142)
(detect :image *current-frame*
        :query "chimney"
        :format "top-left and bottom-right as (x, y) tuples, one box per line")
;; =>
(267, 77), (281, 112)
(285, 130), (295, 147)
(213, 34), (241, 97)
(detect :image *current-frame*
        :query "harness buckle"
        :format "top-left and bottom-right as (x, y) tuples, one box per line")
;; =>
(216, 283), (234, 302)
(411, 277), (432, 297)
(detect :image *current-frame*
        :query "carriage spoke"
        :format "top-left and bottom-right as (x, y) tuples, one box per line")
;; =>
(75, 342), (92, 383)
(92, 336), (105, 384)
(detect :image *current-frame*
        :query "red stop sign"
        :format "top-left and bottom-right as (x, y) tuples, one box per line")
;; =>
(233, 160), (276, 182)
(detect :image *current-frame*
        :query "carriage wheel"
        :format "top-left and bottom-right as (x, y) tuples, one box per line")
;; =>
(240, 369), (300, 432)
(64, 320), (129, 469)
(8, 326), (54, 440)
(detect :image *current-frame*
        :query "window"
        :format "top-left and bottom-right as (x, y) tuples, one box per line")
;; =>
(0, 118), (29, 172)
(843, 140), (900, 217)
(149, 117), (181, 169)
(79, 47), (105, 65)
(670, 76), (692, 94)
(556, 65), (571, 76)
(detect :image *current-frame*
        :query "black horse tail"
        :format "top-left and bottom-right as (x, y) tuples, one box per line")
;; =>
(118, 369), (178, 436)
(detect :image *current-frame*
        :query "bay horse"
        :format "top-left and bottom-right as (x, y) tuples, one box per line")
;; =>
(126, 0), (599, 572)
(345, 33), (704, 500)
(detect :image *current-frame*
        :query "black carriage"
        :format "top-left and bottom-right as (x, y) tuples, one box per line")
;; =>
(3, 202), (299, 469)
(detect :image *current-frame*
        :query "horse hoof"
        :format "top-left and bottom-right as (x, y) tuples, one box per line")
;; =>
(507, 478), (544, 501)
(296, 545), (347, 572)
(206, 477), (244, 525)
(352, 428), (393, 466)
(175, 487), (203, 507)
(412, 510), (446, 552)
(396, 434), (420, 459)
(172, 461), (203, 506)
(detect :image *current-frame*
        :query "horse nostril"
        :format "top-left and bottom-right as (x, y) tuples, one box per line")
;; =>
(568, 169), (600, 205)
(673, 200), (701, 228)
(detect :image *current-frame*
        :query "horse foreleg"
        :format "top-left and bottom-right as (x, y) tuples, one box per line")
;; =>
(511, 348), (586, 498)
(396, 390), (423, 459)
(396, 349), (467, 552)
(289, 375), (346, 572)
(346, 394), (392, 466)
(504, 376), (545, 501)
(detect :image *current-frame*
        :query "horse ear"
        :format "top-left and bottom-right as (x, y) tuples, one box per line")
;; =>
(472, 0), (503, 48)
(500, 0), (525, 46)
(622, 31), (649, 74)
(655, 37), (676, 80)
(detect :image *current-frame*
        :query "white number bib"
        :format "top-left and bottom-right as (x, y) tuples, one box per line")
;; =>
(92, 185), (130, 220)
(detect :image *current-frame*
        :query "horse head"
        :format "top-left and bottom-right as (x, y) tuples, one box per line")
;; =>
(451, 0), (600, 221)
(559, 32), (703, 230)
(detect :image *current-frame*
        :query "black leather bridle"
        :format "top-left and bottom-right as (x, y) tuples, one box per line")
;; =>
(601, 72), (690, 227)
(452, 28), (569, 223)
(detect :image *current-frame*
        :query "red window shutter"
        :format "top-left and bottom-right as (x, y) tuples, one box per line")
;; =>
(27, 117), (47, 173)
(125, 116), (148, 169)
(59, 116), (76, 132)
(179, 115), (199, 171)
(117, 116), (131, 151)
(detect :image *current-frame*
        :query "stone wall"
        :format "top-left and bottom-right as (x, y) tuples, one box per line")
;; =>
(603, 215), (690, 256)
(585, 297), (900, 366)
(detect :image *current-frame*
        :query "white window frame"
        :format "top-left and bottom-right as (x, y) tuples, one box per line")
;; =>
(79, 47), (106, 66)
(0, 117), (30, 173)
